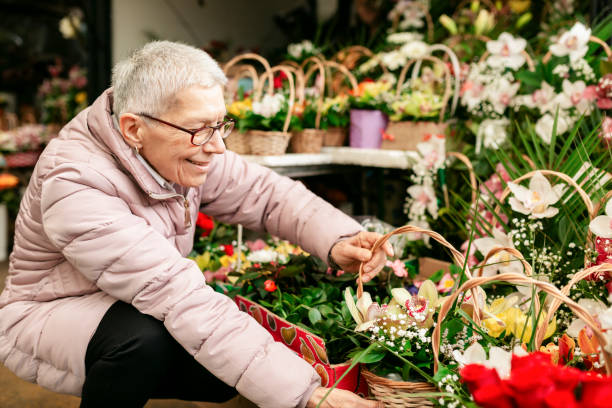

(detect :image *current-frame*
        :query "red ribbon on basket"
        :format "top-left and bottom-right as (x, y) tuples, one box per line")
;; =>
(381, 130), (395, 141)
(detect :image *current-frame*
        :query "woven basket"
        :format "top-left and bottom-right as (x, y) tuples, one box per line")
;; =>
(290, 129), (324, 153)
(224, 129), (251, 155)
(355, 226), (478, 407)
(382, 56), (452, 151)
(324, 127), (348, 146)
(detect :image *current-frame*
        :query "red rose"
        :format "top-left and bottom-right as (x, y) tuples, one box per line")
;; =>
(460, 364), (501, 393)
(196, 212), (214, 230)
(223, 244), (234, 256)
(264, 279), (277, 292)
(580, 375), (612, 408)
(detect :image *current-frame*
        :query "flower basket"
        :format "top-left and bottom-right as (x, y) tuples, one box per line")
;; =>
(350, 109), (388, 149)
(320, 61), (359, 147)
(324, 127), (348, 147)
(290, 57), (325, 153)
(382, 56), (452, 151)
(224, 129), (251, 155)
(4, 150), (42, 168)
(354, 225), (478, 407)
(586, 191), (612, 269)
(235, 295), (369, 395)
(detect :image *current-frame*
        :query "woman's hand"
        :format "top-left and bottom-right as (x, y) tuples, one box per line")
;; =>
(306, 387), (382, 408)
(330, 231), (394, 281)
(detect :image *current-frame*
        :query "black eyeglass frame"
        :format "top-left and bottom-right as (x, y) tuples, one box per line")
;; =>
(137, 113), (235, 146)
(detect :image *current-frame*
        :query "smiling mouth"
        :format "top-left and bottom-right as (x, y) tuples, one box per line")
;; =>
(187, 159), (210, 167)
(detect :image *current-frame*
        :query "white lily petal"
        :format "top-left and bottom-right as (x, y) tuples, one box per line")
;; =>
(356, 292), (373, 321)
(487, 347), (512, 379)
(463, 342), (487, 365)
(589, 216), (612, 239)
(532, 207), (559, 219)
(391, 288), (411, 307)
(344, 288), (364, 325)
(566, 318), (586, 338)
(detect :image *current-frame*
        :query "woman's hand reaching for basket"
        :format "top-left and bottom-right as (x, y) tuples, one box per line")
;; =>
(306, 387), (382, 408)
(330, 231), (394, 281)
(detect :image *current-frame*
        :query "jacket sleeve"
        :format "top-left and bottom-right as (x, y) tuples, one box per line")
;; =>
(40, 163), (320, 408)
(200, 151), (363, 262)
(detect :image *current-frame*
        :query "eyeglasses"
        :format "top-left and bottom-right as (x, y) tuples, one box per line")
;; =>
(137, 113), (235, 146)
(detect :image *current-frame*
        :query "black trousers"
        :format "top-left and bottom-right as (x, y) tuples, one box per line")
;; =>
(80, 300), (238, 408)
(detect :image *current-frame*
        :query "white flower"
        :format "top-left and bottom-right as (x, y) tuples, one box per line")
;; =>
(414, 135), (446, 173)
(552, 64), (570, 78)
(474, 229), (523, 277)
(389, 2), (425, 29)
(252, 93), (284, 118)
(287, 40), (318, 59)
(380, 50), (408, 71)
(407, 184), (438, 218)
(507, 171), (566, 218)
(387, 31), (424, 44)
(453, 343), (527, 379)
(359, 57), (382, 74)
(344, 289), (384, 332)
(557, 79), (593, 115)
(566, 298), (608, 337)
(478, 118), (510, 150)
(400, 40), (429, 59)
(485, 77), (520, 115)
(589, 198), (612, 238)
(246, 249), (278, 263)
(549, 22), (591, 62)
(534, 113), (571, 144)
(486, 33), (527, 70)
(460, 80), (486, 112)
(516, 81), (558, 113)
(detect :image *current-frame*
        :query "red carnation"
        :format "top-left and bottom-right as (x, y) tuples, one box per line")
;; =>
(223, 244), (234, 256)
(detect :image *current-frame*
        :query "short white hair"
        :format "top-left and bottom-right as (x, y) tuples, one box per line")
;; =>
(112, 41), (227, 116)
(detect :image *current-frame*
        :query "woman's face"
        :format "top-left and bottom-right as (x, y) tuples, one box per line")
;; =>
(139, 84), (226, 187)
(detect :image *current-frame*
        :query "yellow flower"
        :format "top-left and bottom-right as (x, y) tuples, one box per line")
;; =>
(193, 252), (211, 271)
(219, 255), (234, 268)
(75, 92), (87, 105)
(227, 98), (252, 118)
(509, 0), (530, 13)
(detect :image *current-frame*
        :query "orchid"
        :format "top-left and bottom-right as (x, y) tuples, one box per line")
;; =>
(389, 280), (438, 328)
(590, 198), (612, 239)
(474, 229), (523, 277)
(514, 81), (557, 113)
(477, 118), (509, 152)
(453, 342), (527, 379)
(407, 183), (439, 219)
(507, 171), (566, 218)
(566, 298), (608, 337)
(549, 22), (591, 62)
(486, 77), (520, 115)
(415, 134), (446, 173)
(535, 112), (571, 144)
(557, 79), (593, 115)
(386, 259), (408, 278)
(486, 33), (527, 70)
(344, 289), (385, 332)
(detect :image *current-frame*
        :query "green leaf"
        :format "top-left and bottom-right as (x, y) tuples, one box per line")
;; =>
(308, 308), (322, 325)
(349, 347), (386, 363)
(428, 268), (445, 283)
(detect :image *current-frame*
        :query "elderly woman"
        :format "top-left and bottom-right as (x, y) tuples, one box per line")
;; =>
(0, 42), (392, 408)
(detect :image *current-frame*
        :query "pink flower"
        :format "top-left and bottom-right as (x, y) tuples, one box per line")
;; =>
(386, 259), (408, 277)
(496, 163), (511, 182)
(583, 85), (599, 101)
(436, 273), (455, 293)
(246, 239), (266, 251)
(600, 117), (612, 146)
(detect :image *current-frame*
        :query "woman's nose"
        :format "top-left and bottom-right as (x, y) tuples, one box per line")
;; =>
(202, 129), (226, 154)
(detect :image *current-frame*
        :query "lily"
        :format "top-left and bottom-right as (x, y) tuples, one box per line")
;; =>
(549, 22), (591, 62)
(474, 229), (523, 277)
(507, 171), (566, 218)
(589, 198), (612, 239)
(486, 33), (527, 70)
(344, 288), (385, 332)
(453, 342), (527, 379)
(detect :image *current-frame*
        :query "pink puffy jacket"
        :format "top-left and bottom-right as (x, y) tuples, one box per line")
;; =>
(0, 90), (362, 407)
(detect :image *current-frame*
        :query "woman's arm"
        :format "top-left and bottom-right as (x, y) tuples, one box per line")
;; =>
(40, 163), (320, 408)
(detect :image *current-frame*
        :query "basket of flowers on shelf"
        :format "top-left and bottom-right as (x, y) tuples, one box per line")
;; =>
(0, 124), (57, 168)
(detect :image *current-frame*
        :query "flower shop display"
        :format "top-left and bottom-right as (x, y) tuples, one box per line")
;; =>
(348, 76), (394, 149)
(0, 124), (57, 167)
(38, 64), (88, 125)
(320, 61), (358, 146)
(387, 1), (434, 43)
(382, 56), (452, 151)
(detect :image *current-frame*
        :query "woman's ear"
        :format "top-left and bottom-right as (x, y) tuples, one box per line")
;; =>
(118, 113), (144, 149)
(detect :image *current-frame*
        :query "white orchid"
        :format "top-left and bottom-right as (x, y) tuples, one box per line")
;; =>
(486, 77), (520, 115)
(460, 80), (486, 111)
(549, 22), (591, 62)
(566, 298), (608, 337)
(407, 183), (438, 218)
(387, 31), (424, 45)
(252, 93), (285, 118)
(453, 342), (528, 379)
(590, 199), (612, 239)
(486, 33), (527, 70)
(534, 113), (571, 144)
(344, 289), (385, 332)
(507, 171), (567, 218)
(415, 135), (446, 172)
(287, 40), (319, 59)
(477, 118), (510, 152)
(516, 81), (558, 113)
(400, 40), (429, 59)
(474, 229), (523, 277)
(380, 50), (408, 71)
(556, 79), (593, 115)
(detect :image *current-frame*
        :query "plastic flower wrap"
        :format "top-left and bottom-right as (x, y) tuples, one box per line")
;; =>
(389, 90), (443, 121)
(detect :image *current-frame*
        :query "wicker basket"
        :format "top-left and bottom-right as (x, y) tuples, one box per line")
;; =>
(290, 129), (324, 153)
(324, 127), (348, 146)
(224, 129), (251, 155)
(382, 56), (452, 151)
(355, 226), (478, 407)
(291, 57), (326, 154)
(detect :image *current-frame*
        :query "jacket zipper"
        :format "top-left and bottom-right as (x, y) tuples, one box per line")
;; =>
(148, 190), (192, 229)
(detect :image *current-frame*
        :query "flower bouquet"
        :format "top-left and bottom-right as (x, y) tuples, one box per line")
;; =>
(382, 55), (452, 151)
(38, 64), (88, 125)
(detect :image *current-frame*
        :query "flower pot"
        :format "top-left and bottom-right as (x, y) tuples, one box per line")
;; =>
(290, 129), (324, 153)
(323, 127), (348, 146)
(4, 150), (42, 168)
(349, 109), (388, 149)
(382, 121), (448, 151)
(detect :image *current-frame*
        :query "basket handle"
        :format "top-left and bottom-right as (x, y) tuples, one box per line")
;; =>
(431, 272), (612, 375)
(332, 45), (389, 75)
(478, 49), (536, 71)
(395, 55), (452, 123)
(390, 2), (434, 43)
(446, 151), (478, 207)
(300, 56), (327, 129)
(535, 263), (612, 347)
(253, 65), (297, 134)
(225, 64), (260, 98)
(323, 60), (359, 96)
(543, 35), (612, 63)
(419, 44), (461, 116)
(223, 53), (274, 100)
